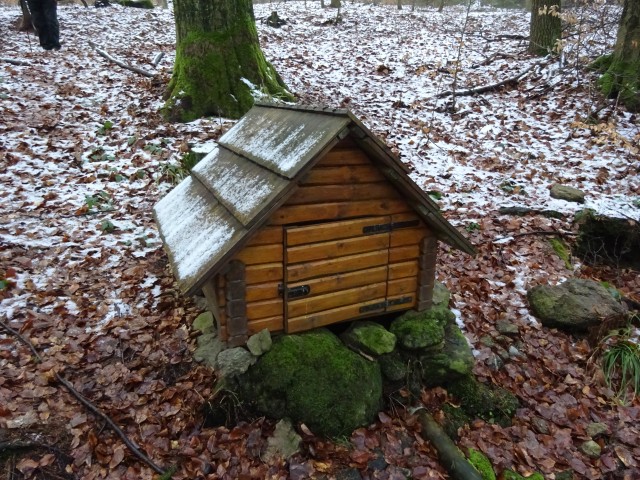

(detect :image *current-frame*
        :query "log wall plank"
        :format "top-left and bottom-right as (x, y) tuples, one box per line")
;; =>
(287, 250), (389, 283)
(287, 282), (387, 318)
(286, 233), (389, 264)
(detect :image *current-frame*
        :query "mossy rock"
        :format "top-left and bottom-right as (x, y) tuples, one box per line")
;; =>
(418, 323), (474, 386)
(390, 308), (454, 350)
(446, 376), (519, 427)
(378, 350), (407, 382)
(236, 329), (382, 437)
(468, 449), (496, 480)
(340, 321), (396, 356)
(574, 210), (640, 269)
(441, 403), (471, 439)
(527, 278), (625, 331)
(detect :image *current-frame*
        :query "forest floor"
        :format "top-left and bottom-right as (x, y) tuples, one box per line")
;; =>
(0, 1), (639, 479)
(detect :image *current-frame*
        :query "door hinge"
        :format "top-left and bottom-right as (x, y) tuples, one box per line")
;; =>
(363, 220), (419, 235)
(359, 296), (413, 314)
(279, 284), (311, 299)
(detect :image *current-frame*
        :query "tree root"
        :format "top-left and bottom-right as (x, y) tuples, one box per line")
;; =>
(414, 408), (483, 480)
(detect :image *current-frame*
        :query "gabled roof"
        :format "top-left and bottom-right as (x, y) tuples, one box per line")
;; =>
(154, 103), (475, 295)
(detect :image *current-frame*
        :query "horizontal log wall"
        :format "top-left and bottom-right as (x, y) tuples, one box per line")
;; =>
(215, 140), (434, 339)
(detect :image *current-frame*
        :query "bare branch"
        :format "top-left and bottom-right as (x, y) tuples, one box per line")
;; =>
(1, 57), (31, 66)
(88, 41), (155, 78)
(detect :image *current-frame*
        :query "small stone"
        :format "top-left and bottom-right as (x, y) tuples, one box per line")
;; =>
(341, 321), (396, 356)
(485, 353), (504, 371)
(335, 468), (363, 480)
(550, 184), (586, 203)
(216, 347), (256, 378)
(508, 345), (522, 358)
(580, 440), (601, 458)
(246, 329), (272, 356)
(480, 335), (495, 348)
(265, 419), (301, 460)
(531, 417), (550, 434)
(367, 451), (388, 472)
(586, 422), (608, 438)
(193, 311), (214, 334)
(496, 319), (519, 336)
(194, 333), (224, 369)
(432, 282), (451, 309)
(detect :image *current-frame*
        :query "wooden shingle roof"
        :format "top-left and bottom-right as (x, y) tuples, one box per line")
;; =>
(154, 103), (475, 295)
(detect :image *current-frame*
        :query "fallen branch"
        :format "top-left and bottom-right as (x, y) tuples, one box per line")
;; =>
(415, 408), (483, 480)
(471, 52), (516, 69)
(1, 57), (31, 66)
(88, 41), (155, 78)
(492, 230), (577, 244)
(0, 319), (168, 476)
(437, 63), (536, 98)
(151, 52), (165, 68)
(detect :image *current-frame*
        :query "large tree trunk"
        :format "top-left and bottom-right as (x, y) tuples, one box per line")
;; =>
(597, 0), (640, 112)
(164, 0), (294, 122)
(528, 0), (561, 56)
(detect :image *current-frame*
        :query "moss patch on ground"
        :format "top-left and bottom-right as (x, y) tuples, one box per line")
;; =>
(446, 375), (519, 427)
(468, 449), (496, 480)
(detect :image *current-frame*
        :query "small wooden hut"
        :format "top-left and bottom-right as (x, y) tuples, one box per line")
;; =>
(154, 103), (475, 346)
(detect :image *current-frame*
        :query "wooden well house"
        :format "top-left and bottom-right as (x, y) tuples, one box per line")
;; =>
(154, 103), (475, 347)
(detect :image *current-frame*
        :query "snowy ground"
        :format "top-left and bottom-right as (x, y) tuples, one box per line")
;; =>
(1, 2), (639, 479)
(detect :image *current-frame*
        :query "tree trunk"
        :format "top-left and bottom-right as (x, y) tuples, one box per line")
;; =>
(164, 0), (294, 122)
(597, 0), (640, 111)
(18, 0), (32, 32)
(397, 0), (402, 9)
(528, 0), (561, 56)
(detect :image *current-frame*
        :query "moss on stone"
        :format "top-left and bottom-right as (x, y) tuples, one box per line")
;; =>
(500, 470), (544, 480)
(390, 308), (454, 350)
(549, 237), (572, 269)
(467, 449), (496, 480)
(236, 329), (382, 437)
(341, 321), (396, 356)
(447, 376), (519, 427)
(441, 403), (470, 439)
(378, 351), (407, 382)
(419, 323), (474, 386)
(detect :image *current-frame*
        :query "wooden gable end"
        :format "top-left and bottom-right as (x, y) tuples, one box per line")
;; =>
(212, 137), (437, 342)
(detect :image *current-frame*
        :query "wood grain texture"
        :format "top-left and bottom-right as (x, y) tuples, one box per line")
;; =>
(287, 282), (387, 318)
(233, 244), (283, 265)
(287, 250), (389, 282)
(245, 263), (283, 285)
(286, 183), (399, 205)
(286, 216), (388, 246)
(300, 165), (386, 185)
(286, 233), (390, 264)
(269, 200), (409, 225)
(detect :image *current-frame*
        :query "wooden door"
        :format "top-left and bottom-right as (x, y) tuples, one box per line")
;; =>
(284, 215), (419, 333)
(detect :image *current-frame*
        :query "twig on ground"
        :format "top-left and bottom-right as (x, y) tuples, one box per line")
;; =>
(88, 41), (155, 78)
(491, 230), (577, 244)
(438, 59), (554, 98)
(151, 52), (165, 68)
(0, 318), (168, 476)
(470, 52), (516, 69)
(1, 57), (31, 66)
